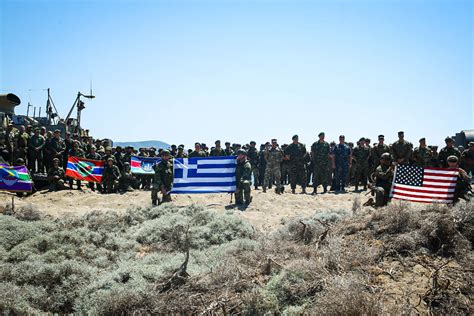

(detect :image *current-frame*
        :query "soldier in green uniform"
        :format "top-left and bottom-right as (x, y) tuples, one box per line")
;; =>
(284, 135), (307, 194)
(67, 141), (85, 190)
(352, 137), (370, 191)
(27, 128), (45, 172)
(371, 135), (390, 171)
(263, 139), (284, 193)
(224, 142), (234, 156)
(48, 129), (65, 165)
(413, 138), (433, 167)
(235, 149), (252, 205)
(280, 144), (290, 185)
(310, 132), (331, 194)
(47, 157), (66, 191)
(461, 142), (474, 177)
(247, 141), (260, 190)
(447, 155), (472, 203)
(430, 146), (439, 167)
(438, 137), (461, 168)
(119, 162), (138, 192)
(372, 153), (395, 207)
(151, 149), (174, 205)
(14, 125), (29, 163)
(210, 140), (226, 156)
(390, 131), (413, 165)
(175, 145), (188, 158)
(188, 142), (207, 158)
(102, 157), (121, 194)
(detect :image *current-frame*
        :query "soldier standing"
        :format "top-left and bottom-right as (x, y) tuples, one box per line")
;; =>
(371, 135), (390, 171)
(332, 135), (352, 192)
(263, 139), (284, 193)
(151, 149), (174, 205)
(461, 142), (474, 177)
(352, 137), (370, 191)
(67, 141), (85, 190)
(27, 128), (45, 173)
(224, 142), (234, 156)
(390, 131), (413, 165)
(413, 138), (433, 167)
(188, 142), (207, 158)
(175, 145), (188, 158)
(258, 143), (267, 186)
(310, 132), (330, 194)
(438, 137), (461, 168)
(210, 140), (226, 156)
(247, 141), (260, 190)
(235, 149), (252, 205)
(102, 157), (121, 194)
(280, 144), (290, 185)
(284, 135), (307, 194)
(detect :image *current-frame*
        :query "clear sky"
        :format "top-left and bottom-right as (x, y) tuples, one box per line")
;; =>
(1, 0), (472, 148)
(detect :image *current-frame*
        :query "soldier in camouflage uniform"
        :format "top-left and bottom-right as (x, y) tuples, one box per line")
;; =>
(352, 137), (370, 191)
(310, 132), (330, 194)
(102, 157), (121, 194)
(210, 140), (226, 156)
(438, 137), (461, 168)
(284, 135), (307, 194)
(189, 142), (207, 158)
(235, 149), (252, 205)
(430, 146), (439, 167)
(27, 128), (45, 172)
(263, 139), (284, 193)
(47, 157), (66, 191)
(14, 125), (29, 163)
(224, 142), (234, 156)
(247, 141), (260, 189)
(390, 131), (413, 165)
(413, 138), (433, 167)
(461, 142), (474, 177)
(258, 143), (267, 186)
(371, 135), (390, 172)
(119, 162), (138, 192)
(373, 153), (394, 207)
(280, 144), (290, 185)
(151, 149), (174, 205)
(175, 145), (188, 158)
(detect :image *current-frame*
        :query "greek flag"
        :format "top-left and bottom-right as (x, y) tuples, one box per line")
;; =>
(171, 156), (237, 194)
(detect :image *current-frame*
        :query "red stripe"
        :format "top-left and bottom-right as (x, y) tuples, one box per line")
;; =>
(65, 169), (103, 183)
(131, 161), (140, 167)
(392, 191), (453, 200)
(393, 185), (453, 195)
(424, 167), (459, 172)
(392, 197), (448, 204)
(424, 172), (457, 178)
(422, 177), (457, 184)
(422, 183), (456, 189)
(68, 155), (105, 167)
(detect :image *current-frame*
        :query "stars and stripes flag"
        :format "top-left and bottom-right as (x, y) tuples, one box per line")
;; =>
(171, 156), (237, 194)
(390, 164), (458, 203)
(130, 156), (161, 175)
(65, 156), (105, 183)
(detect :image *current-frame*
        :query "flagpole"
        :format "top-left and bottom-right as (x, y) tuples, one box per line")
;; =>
(389, 164), (398, 199)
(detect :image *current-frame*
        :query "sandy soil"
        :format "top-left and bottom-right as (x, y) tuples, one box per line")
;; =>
(0, 185), (383, 231)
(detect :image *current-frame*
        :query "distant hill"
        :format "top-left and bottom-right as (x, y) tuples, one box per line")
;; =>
(113, 140), (170, 149)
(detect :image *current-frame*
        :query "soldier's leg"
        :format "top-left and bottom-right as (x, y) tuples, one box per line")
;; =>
(243, 181), (251, 204)
(375, 187), (386, 207)
(299, 165), (307, 192)
(274, 166), (282, 193)
(252, 166), (259, 189)
(235, 187), (244, 204)
(151, 188), (159, 205)
(289, 164), (297, 192)
(321, 164), (329, 192)
(361, 164), (369, 188)
(263, 165), (272, 191)
(162, 193), (172, 203)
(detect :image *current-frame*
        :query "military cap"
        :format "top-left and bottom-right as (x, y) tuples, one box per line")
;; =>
(447, 155), (458, 163)
(123, 162), (130, 166)
(250, 141), (256, 145)
(398, 131), (404, 135)
(195, 142), (201, 146)
(318, 132), (325, 137)
(171, 144), (177, 148)
(236, 149), (247, 156)
(265, 142), (270, 145)
(271, 139), (277, 142)
(378, 135), (384, 139)
(52, 157), (60, 163)
(107, 157), (114, 162)
(178, 145), (184, 149)
(292, 134), (298, 140)
(419, 138), (426, 142)
(381, 153), (391, 160)
(431, 145), (438, 150)
(54, 129), (61, 133)
(105, 146), (112, 151)
(90, 145), (96, 150)
(469, 142), (474, 147)
(160, 149), (170, 156)
(225, 142), (230, 145)
(215, 140), (221, 144)
(445, 137), (454, 142)
(34, 127), (40, 132)
(339, 135), (345, 139)
(201, 143), (207, 147)
(359, 137), (365, 142)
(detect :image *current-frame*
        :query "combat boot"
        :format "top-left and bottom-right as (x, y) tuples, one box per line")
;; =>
(301, 187), (306, 194)
(363, 185), (367, 191)
(152, 199), (157, 206)
(263, 187), (266, 193)
(292, 188), (296, 194)
(312, 187), (317, 195)
(355, 185), (359, 191)
(323, 186), (327, 193)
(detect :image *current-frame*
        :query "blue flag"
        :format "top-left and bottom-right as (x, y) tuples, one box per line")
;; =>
(171, 156), (237, 194)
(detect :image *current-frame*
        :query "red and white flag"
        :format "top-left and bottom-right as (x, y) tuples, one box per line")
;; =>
(390, 165), (458, 203)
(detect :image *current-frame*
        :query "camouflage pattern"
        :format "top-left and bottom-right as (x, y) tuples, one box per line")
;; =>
(390, 140), (413, 164)
(284, 142), (307, 190)
(188, 150), (207, 158)
(371, 144), (390, 169)
(210, 147), (226, 157)
(47, 165), (66, 191)
(103, 164), (121, 193)
(247, 146), (260, 188)
(235, 159), (252, 204)
(151, 159), (174, 204)
(438, 146), (461, 168)
(310, 140), (330, 188)
(352, 145), (370, 187)
(461, 148), (474, 175)
(413, 146), (433, 167)
(263, 147), (283, 191)
(374, 164), (394, 207)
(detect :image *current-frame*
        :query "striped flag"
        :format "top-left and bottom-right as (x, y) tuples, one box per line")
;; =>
(0, 164), (33, 192)
(171, 156), (236, 194)
(131, 156), (161, 175)
(390, 164), (458, 203)
(65, 156), (105, 183)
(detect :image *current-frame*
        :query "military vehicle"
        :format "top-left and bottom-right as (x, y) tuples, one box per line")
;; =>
(453, 130), (474, 148)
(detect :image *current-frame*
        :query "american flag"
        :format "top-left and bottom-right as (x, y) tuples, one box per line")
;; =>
(390, 165), (459, 203)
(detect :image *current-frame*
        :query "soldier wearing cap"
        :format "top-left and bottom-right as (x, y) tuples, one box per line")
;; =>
(189, 142), (206, 158)
(372, 153), (395, 207)
(352, 137), (370, 191)
(263, 139), (284, 193)
(67, 140), (85, 190)
(310, 132), (330, 194)
(390, 131), (413, 165)
(460, 142), (474, 176)
(413, 138), (432, 167)
(14, 125), (29, 163)
(170, 145), (178, 157)
(210, 140), (226, 157)
(438, 137), (461, 168)
(47, 129), (65, 166)
(332, 135), (352, 192)
(235, 149), (252, 205)
(284, 135), (307, 194)
(447, 155), (472, 203)
(28, 127), (45, 172)
(176, 145), (188, 158)
(151, 149), (173, 205)
(247, 141), (260, 190)
(47, 157), (66, 191)
(371, 135), (390, 171)
(224, 142), (234, 156)
(102, 157), (121, 193)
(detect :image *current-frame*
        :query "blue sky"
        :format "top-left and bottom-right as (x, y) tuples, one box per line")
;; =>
(1, 0), (472, 148)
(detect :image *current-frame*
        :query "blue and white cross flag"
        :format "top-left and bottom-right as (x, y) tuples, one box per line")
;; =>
(171, 156), (237, 194)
